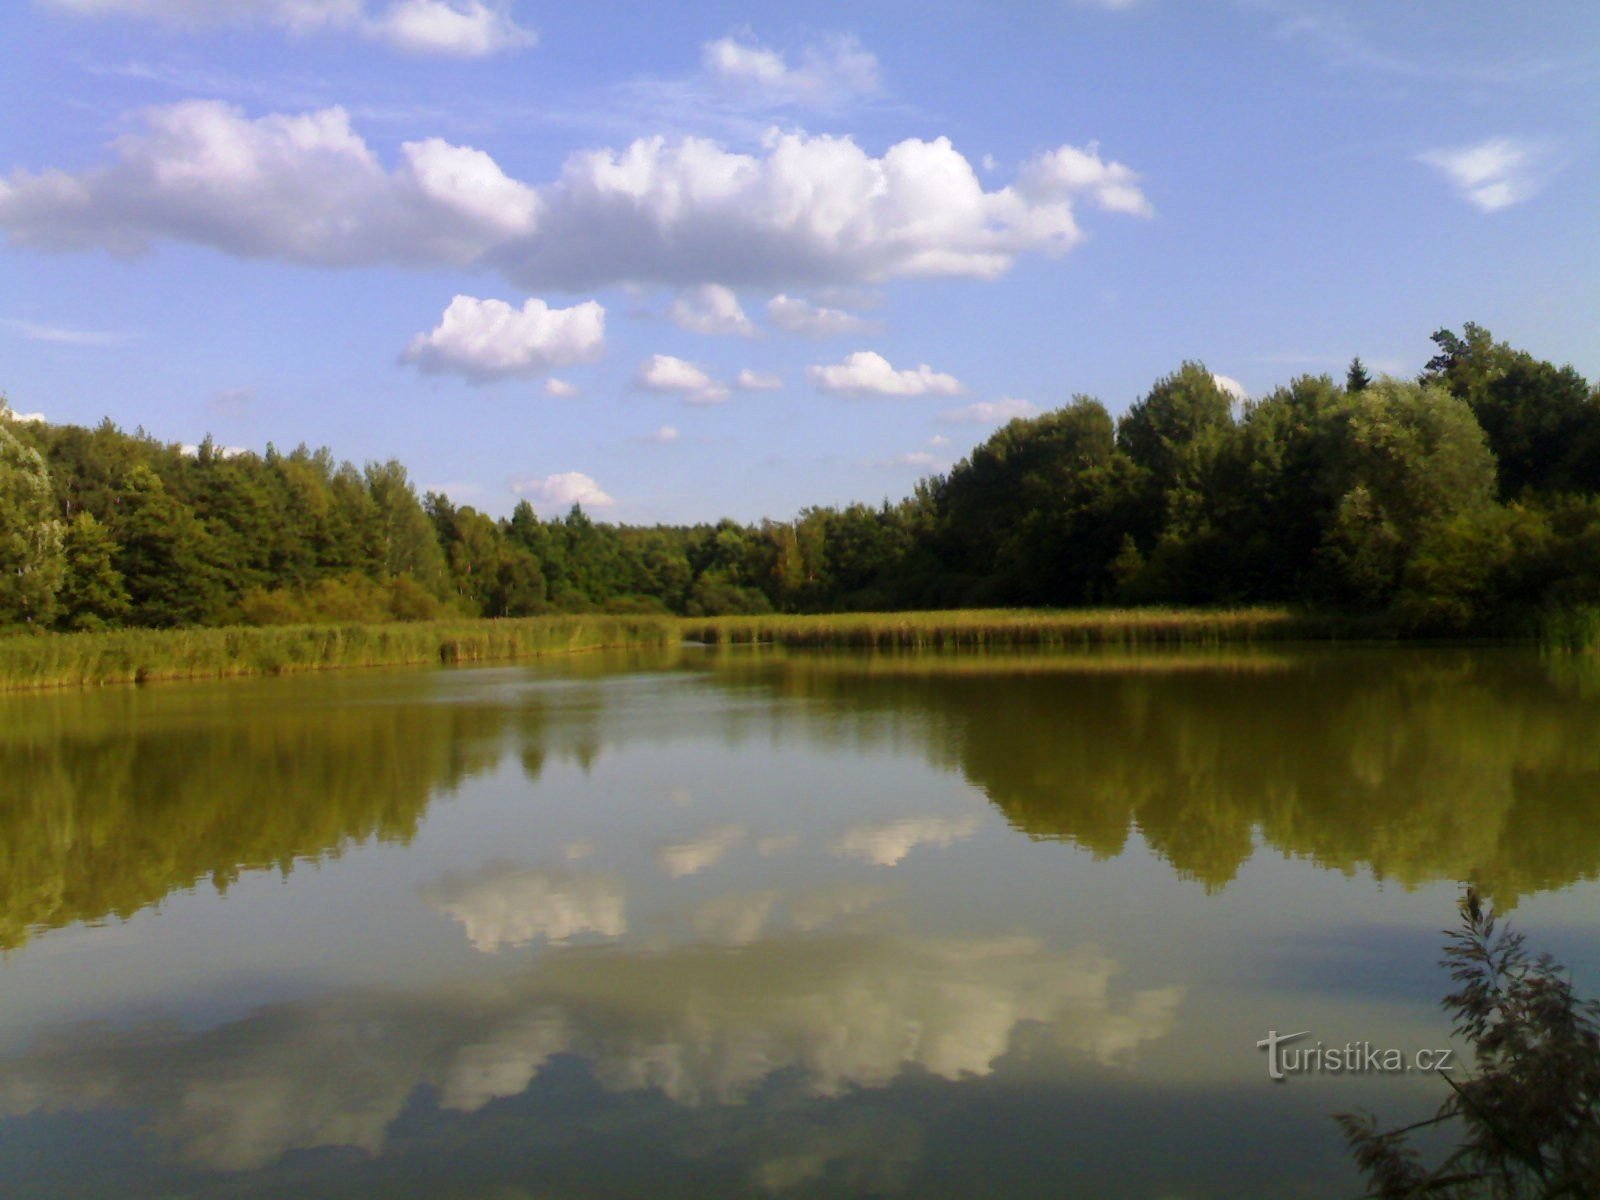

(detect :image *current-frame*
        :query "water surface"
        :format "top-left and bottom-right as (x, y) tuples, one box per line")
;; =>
(2, 645), (1597, 1197)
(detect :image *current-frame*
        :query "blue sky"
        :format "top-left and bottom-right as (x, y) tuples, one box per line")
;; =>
(1, 0), (1596, 524)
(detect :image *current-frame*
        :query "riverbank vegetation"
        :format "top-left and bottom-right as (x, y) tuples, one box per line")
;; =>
(682, 607), (1375, 648)
(3, 323), (1598, 645)
(0, 615), (675, 691)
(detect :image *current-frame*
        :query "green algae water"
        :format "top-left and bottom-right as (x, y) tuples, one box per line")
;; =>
(1, 645), (1597, 1198)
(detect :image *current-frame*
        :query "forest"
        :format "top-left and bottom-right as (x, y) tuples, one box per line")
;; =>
(2, 323), (1598, 638)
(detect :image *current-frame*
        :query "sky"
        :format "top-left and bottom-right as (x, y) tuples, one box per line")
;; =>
(1, 0), (1596, 525)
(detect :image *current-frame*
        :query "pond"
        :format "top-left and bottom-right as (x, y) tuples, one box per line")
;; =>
(2, 644), (1597, 1198)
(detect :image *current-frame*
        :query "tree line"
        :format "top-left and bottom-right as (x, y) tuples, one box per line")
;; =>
(2, 322), (1597, 635)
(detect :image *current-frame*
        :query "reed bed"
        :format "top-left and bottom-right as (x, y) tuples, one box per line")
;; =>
(0, 615), (677, 692)
(681, 607), (1376, 650)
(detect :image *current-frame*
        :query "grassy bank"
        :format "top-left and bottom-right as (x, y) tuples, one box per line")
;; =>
(0, 615), (677, 691)
(681, 607), (1383, 650)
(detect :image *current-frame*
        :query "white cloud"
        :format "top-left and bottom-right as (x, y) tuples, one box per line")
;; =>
(509, 471), (614, 511)
(404, 295), (604, 382)
(0, 101), (539, 264)
(701, 33), (879, 109)
(0, 106), (1151, 290)
(178, 443), (250, 458)
(424, 863), (626, 953)
(2, 410), (47, 424)
(767, 294), (877, 337)
(1016, 141), (1155, 217)
(940, 397), (1040, 424)
(369, 0), (533, 56)
(543, 377), (579, 398)
(668, 283), (756, 337)
(1211, 373), (1248, 402)
(1, 318), (128, 346)
(735, 368), (782, 391)
(809, 351), (963, 398)
(39, 0), (535, 56)
(927, 434), (950, 447)
(1418, 137), (1551, 212)
(641, 424), (680, 444)
(635, 354), (729, 405)
(654, 823), (746, 878)
(830, 814), (981, 867)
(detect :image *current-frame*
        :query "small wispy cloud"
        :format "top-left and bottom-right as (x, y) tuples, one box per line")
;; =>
(809, 351), (963, 398)
(635, 354), (729, 405)
(735, 368), (782, 391)
(767, 294), (878, 337)
(41, 0), (536, 58)
(3, 319), (129, 346)
(701, 31), (880, 111)
(668, 284), (757, 337)
(940, 397), (1039, 424)
(509, 470), (614, 510)
(1418, 137), (1554, 212)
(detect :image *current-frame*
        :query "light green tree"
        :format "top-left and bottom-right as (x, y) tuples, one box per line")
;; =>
(0, 418), (65, 626)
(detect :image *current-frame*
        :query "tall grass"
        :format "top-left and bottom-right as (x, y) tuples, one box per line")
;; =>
(681, 607), (1381, 650)
(0, 615), (676, 691)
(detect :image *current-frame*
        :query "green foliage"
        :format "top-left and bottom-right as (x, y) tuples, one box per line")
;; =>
(0, 420), (64, 626)
(3, 320), (1598, 642)
(55, 511), (129, 631)
(1314, 380), (1499, 608)
(1339, 898), (1600, 1198)
(1424, 323), (1600, 497)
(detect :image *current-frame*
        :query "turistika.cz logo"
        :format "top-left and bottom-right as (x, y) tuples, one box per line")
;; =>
(1256, 1030), (1456, 1081)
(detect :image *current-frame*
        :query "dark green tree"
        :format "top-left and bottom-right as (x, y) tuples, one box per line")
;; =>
(1346, 356), (1372, 393)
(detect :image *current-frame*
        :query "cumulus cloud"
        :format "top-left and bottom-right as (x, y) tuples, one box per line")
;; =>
(701, 32), (879, 109)
(424, 863), (627, 953)
(668, 283), (756, 337)
(654, 823), (747, 878)
(403, 295), (604, 382)
(543, 377), (579, 398)
(809, 351), (963, 398)
(830, 814), (981, 867)
(38, 0), (535, 56)
(940, 397), (1040, 424)
(1418, 137), (1552, 212)
(509, 471), (614, 511)
(640, 424), (680, 444)
(767, 294), (878, 337)
(735, 368), (782, 391)
(2, 410), (47, 424)
(0, 101), (539, 264)
(0, 104), (1151, 290)
(635, 354), (729, 405)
